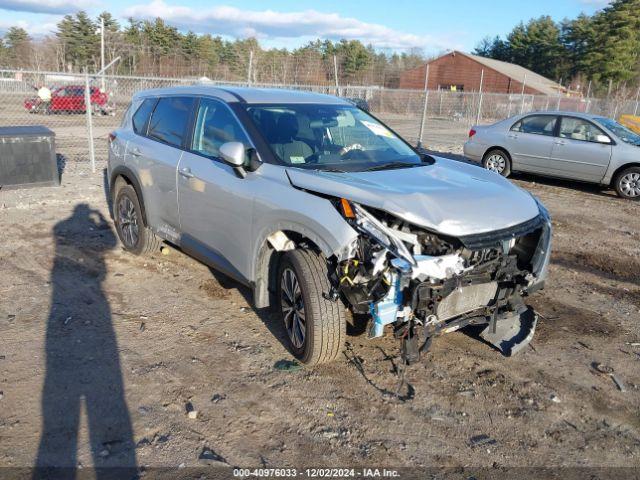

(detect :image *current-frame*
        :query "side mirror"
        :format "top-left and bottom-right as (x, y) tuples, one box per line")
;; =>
(596, 134), (611, 144)
(219, 141), (246, 167)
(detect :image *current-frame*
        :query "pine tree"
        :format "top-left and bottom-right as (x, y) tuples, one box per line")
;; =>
(586, 0), (640, 84)
(561, 14), (596, 78)
(4, 27), (31, 67)
(55, 12), (98, 70)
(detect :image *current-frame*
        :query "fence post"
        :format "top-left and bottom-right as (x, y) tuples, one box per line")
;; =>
(519, 73), (527, 114)
(585, 80), (592, 113)
(417, 64), (430, 148)
(556, 78), (563, 110)
(100, 17), (106, 92)
(634, 86), (640, 116)
(475, 69), (484, 126)
(84, 72), (96, 173)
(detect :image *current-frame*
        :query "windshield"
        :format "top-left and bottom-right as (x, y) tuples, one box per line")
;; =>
(594, 117), (640, 146)
(245, 104), (423, 171)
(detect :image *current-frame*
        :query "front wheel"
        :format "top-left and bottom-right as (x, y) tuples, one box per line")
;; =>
(614, 166), (640, 200)
(483, 149), (511, 177)
(277, 249), (346, 365)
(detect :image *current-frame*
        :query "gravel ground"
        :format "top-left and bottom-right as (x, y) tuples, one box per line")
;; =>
(1, 144), (639, 476)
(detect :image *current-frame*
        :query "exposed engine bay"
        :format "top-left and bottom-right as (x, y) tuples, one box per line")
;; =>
(331, 197), (552, 363)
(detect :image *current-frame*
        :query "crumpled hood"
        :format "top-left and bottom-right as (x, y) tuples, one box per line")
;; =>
(287, 156), (540, 237)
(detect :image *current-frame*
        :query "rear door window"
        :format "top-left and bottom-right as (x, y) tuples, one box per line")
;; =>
(147, 96), (195, 147)
(511, 115), (557, 136)
(132, 98), (157, 135)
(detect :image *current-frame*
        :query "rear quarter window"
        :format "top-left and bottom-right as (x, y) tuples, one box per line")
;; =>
(147, 96), (195, 147)
(132, 97), (157, 135)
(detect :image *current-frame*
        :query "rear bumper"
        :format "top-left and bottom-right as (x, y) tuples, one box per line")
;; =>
(463, 141), (484, 163)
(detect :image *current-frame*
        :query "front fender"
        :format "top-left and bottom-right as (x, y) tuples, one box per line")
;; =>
(247, 164), (358, 282)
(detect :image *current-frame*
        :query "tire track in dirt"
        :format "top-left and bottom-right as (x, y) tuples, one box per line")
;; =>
(552, 249), (640, 284)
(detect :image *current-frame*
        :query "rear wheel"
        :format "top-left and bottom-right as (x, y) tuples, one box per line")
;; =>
(277, 249), (346, 365)
(614, 166), (640, 200)
(113, 184), (162, 255)
(483, 149), (511, 177)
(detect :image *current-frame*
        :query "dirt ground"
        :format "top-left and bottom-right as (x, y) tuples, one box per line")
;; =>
(1, 142), (639, 476)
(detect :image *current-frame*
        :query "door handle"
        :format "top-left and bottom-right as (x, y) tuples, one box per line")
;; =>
(507, 134), (518, 139)
(179, 167), (194, 178)
(554, 140), (566, 146)
(130, 147), (141, 157)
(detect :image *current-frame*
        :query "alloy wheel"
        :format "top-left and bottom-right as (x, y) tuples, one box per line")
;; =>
(485, 154), (506, 174)
(281, 267), (306, 350)
(619, 172), (640, 198)
(117, 196), (139, 247)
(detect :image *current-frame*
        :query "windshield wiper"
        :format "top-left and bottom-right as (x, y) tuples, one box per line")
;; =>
(361, 162), (422, 172)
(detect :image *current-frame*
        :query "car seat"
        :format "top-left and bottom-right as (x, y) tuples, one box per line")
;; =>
(571, 124), (588, 141)
(270, 113), (313, 164)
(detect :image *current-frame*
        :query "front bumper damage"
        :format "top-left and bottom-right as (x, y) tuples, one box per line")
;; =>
(334, 200), (551, 362)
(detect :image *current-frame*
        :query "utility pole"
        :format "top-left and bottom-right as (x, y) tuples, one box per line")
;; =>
(634, 85), (640, 116)
(100, 17), (105, 92)
(247, 50), (253, 86)
(417, 64), (430, 148)
(585, 80), (592, 113)
(333, 55), (340, 96)
(475, 68), (484, 126)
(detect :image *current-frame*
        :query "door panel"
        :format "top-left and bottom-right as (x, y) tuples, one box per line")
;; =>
(506, 133), (556, 173)
(506, 115), (557, 173)
(548, 117), (613, 182)
(126, 96), (195, 235)
(177, 152), (255, 281)
(177, 97), (257, 280)
(126, 136), (182, 233)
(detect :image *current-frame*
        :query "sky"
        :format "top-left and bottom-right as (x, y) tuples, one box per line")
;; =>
(0, 0), (611, 53)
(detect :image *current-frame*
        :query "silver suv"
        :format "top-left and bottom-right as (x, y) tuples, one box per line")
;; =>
(107, 86), (552, 365)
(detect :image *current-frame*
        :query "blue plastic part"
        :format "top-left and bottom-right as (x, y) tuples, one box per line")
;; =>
(368, 273), (403, 338)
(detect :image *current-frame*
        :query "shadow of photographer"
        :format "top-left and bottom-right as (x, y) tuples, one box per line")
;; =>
(34, 204), (137, 479)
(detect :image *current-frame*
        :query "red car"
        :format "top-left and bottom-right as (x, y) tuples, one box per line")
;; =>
(24, 85), (112, 114)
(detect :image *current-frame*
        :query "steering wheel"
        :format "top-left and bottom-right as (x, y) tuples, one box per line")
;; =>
(339, 143), (365, 156)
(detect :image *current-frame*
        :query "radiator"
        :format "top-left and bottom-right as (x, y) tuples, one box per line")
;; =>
(437, 282), (498, 321)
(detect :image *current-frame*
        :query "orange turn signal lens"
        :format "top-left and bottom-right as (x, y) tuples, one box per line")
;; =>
(340, 198), (355, 218)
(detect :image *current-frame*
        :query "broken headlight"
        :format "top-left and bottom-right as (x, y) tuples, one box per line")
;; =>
(338, 199), (416, 266)
(354, 208), (390, 246)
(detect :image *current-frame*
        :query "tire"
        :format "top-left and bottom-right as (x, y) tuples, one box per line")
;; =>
(613, 166), (640, 200)
(277, 249), (346, 365)
(113, 184), (162, 255)
(483, 149), (511, 177)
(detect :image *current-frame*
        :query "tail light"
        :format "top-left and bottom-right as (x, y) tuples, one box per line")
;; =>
(468, 129), (476, 138)
(108, 132), (117, 143)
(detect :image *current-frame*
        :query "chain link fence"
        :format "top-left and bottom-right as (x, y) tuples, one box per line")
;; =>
(0, 68), (639, 176)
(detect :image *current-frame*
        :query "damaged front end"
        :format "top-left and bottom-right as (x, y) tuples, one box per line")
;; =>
(333, 197), (551, 362)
